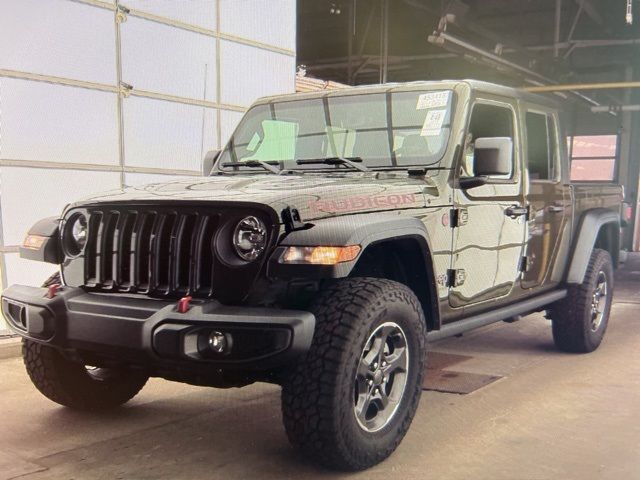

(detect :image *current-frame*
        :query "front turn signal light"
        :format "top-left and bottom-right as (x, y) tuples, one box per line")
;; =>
(23, 234), (47, 250)
(281, 245), (361, 265)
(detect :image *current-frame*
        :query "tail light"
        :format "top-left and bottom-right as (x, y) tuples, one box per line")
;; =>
(622, 202), (633, 227)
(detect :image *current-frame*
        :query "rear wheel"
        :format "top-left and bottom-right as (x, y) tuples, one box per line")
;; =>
(549, 248), (614, 353)
(281, 278), (427, 471)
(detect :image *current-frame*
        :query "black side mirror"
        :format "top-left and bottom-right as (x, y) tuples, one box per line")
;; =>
(202, 149), (221, 176)
(459, 176), (488, 190)
(473, 137), (513, 176)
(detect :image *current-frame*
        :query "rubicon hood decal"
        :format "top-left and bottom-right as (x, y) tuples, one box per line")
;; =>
(74, 174), (439, 222)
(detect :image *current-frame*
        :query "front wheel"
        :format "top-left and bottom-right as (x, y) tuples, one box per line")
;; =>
(281, 278), (427, 471)
(23, 339), (148, 410)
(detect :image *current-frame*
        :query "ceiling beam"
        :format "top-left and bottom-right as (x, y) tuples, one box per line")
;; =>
(524, 81), (640, 93)
(574, 0), (604, 26)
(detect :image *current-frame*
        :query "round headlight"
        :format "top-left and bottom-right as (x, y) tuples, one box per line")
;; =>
(64, 213), (87, 256)
(233, 216), (267, 261)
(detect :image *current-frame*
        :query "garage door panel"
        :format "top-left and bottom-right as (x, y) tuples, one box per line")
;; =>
(219, 0), (296, 51)
(120, 16), (217, 102)
(220, 40), (295, 107)
(0, 0), (116, 84)
(124, 0), (217, 31)
(123, 97), (218, 172)
(0, 78), (119, 165)
(0, 168), (121, 247)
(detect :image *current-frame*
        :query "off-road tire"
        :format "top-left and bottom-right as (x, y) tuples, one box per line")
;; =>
(549, 248), (614, 353)
(281, 277), (427, 471)
(23, 339), (148, 410)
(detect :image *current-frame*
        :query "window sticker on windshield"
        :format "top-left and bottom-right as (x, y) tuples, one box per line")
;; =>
(416, 91), (450, 110)
(421, 109), (447, 136)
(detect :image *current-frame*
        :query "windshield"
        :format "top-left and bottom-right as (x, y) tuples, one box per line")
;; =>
(217, 90), (454, 171)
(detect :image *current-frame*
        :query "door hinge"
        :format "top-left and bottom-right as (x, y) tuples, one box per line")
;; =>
(450, 208), (468, 228)
(446, 268), (466, 287)
(518, 256), (529, 273)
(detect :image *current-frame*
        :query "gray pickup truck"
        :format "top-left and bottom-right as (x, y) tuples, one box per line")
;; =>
(2, 80), (623, 471)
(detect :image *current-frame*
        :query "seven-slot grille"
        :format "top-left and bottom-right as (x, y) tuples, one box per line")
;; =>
(83, 208), (220, 297)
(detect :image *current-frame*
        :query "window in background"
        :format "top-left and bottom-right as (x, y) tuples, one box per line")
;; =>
(569, 135), (618, 182)
(526, 112), (559, 181)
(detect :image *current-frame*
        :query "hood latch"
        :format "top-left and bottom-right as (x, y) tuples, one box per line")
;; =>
(282, 206), (311, 233)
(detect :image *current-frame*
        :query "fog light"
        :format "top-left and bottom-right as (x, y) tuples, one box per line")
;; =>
(208, 331), (232, 354)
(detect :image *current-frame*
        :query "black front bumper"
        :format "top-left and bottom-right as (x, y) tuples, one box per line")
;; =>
(1, 285), (315, 371)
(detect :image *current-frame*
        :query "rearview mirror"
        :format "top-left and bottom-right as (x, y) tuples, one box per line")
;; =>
(473, 137), (513, 177)
(202, 149), (221, 176)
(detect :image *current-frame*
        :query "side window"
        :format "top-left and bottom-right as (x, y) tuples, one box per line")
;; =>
(463, 103), (515, 178)
(526, 112), (559, 181)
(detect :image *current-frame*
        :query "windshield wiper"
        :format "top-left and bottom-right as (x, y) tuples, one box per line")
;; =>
(296, 157), (369, 172)
(221, 160), (280, 174)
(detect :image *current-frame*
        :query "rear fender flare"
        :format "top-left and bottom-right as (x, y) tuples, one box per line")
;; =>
(566, 209), (620, 284)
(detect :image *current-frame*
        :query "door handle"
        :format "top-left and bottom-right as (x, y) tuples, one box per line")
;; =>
(548, 205), (565, 213)
(505, 205), (528, 218)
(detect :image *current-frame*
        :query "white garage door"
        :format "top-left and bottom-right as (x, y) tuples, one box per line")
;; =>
(0, 0), (296, 331)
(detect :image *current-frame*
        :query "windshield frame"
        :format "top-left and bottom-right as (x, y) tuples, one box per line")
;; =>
(215, 88), (458, 173)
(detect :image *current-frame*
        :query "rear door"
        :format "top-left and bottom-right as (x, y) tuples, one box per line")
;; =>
(521, 109), (569, 289)
(449, 98), (527, 309)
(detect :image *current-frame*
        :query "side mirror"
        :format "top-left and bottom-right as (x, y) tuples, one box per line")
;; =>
(459, 176), (488, 190)
(202, 149), (221, 176)
(473, 137), (513, 177)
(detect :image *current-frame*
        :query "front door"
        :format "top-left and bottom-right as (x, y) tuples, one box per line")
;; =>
(449, 99), (527, 310)
(521, 110), (568, 288)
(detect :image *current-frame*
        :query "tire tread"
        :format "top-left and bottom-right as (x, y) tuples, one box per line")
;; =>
(281, 277), (427, 471)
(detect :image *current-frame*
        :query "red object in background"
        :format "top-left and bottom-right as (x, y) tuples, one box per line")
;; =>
(177, 296), (193, 314)
(624, 204), (633, 223)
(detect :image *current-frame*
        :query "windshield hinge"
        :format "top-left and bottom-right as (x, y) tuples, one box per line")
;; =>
(450, 208), (468, 228)
(282, 206), (309, 233)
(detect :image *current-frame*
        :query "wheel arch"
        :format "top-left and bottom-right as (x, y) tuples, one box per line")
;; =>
(566, 208), (620, 284)
(349, 237), (440, 332)
(269, 213), (441, 331)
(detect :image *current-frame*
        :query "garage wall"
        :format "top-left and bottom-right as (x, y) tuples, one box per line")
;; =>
(0, 0), (296, 331)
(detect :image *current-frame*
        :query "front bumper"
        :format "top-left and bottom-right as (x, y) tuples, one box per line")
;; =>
(1, 285), (315, 371)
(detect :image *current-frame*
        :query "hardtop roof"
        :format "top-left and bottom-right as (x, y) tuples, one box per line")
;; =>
(254, 79), (560, 110)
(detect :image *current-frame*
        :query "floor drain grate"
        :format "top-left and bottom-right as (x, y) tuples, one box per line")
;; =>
(423, 351), (502, 394)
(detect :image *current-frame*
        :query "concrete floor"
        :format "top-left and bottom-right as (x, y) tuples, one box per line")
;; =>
(1, 258), (639, 480)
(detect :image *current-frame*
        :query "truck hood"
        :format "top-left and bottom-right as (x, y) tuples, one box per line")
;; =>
(74, 173), (440, 222)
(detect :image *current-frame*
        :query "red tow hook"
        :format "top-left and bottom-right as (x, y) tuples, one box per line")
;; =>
(46, 284), (61, 299)
(177, 296), (193, 314)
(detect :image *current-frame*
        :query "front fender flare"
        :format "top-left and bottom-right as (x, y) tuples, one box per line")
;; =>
(19, 217), (63, 265)
(267, 214), (432, 279)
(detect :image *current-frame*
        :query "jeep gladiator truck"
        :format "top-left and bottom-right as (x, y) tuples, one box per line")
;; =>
(2, 80), (623, 471)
